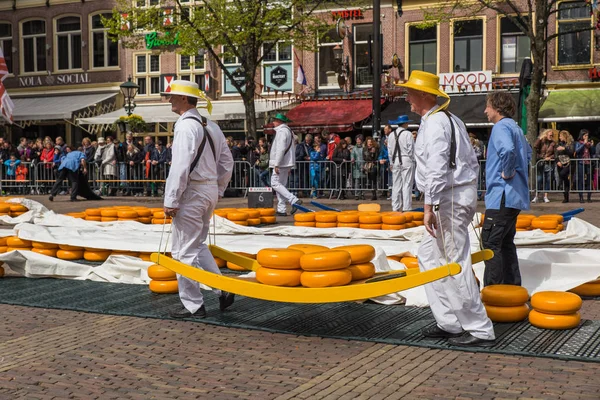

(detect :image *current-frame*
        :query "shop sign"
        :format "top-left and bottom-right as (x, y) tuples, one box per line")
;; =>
(589, 66), (600, 82)
(145, 31), (180, 49)
(439, 70), (492, 93)
(18, 73), (91, 87)
(270, 66), (288, 87)
(331, 9), (363, 20)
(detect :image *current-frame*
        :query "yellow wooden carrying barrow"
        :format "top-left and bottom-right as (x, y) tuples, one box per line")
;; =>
(150, 248), (493, 304)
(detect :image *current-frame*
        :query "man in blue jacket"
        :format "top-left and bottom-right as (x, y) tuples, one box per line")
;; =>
(482, 91), (532, 287)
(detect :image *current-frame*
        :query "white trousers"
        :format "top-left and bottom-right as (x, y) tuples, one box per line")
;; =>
(391, 160), (414, 211)
(270, 166), (298, 213)
(172, 183), (222, 313)
(417, 184), (495, 340)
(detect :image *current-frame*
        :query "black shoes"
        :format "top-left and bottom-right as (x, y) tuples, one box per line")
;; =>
(448, 333), (496, 347)
(421, 325), (464, 339)
(275, 212), (287, 217)
(290, 199), (303, 215)
(48, 195), (54, 202)
(219, 291), (235, 311)
(169, 305), (207, 319)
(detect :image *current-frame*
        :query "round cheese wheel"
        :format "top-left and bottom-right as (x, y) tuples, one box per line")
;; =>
(382, 224), (405, 230)
(257, 248), (304, 270)
(528, 309), (580, 330)
(294, 213), (315, 222)
(0, 246), (8, 253)
(569, 282), (600, 297)
(400, 257), (419, 269)
(56, 250), (84, 260)
(516, 228), (529, 232)
(301, 269), (353, 288)
(133, 209), (152, 217)
(86, 216), (102, 222)
(59, 244), (83, 251)
(294, 222), (316, 227)
(138, 217), (152, 224)
(9, 204), (28, 213)
(259, 208), (276, 216)
(360, 223), (382, 230)
(287, 244), (329, 254)
(233, 220), (249, 226)
(516, 218), (531, 229)
(531, 218), (558, 230)
(542, 229), (560, 234)
(139, 253), (152, 261)
(84, 250), (112, 262)
(0, 237), (6, 246)
(333, 245), (376, 264)
(32, 248), (58, 257)
(337, 222), (360, 228)
(101, 217), (118, 222)
(32, 241), (58, 249)
(100, 209), (118, 218)
(539, 214), (564, 223)
(7, 247), (32, 252)
(382, 213), (407, 225)
(256, 267), (302, 287)
(484, 303), (530, 322)
(247, 218), (261, 226)
(481, 284), (529, 306)
(337, 213), (359, 223)
(530, 291), (582, 314)
(6, 237), (31, 247)
(348, 262), (376, 281)
(406, 211), (425, 221)
(413, 220), (424, 226)
(149, 207), (164, 214)
(315, 212), (338, 223)
(149, 279), (179, 294)
(152, 218), (172, 224)
(359, 214), (382, 224)
(357, 203), (381, 212)
(148, 264), (177, 281)
(226, 261), (247, 271)
(405, 222), (417, 228)
(238, 209), (261, 219)
(153, 211), (166, 219)
(260, 216), (277, 224)
(227, 212), (249, 221)
(299, 250), (352, 271)
(66, 212), (86, 219)
(0, 204), (10, 213)
(557, 224), (564, 231)
(403, 213), (414, 223)
(117, 210), (138, 219)
(214, 257), (227, 268)
(315, 222), (338, 228)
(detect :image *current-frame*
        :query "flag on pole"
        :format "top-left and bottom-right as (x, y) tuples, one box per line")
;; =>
(293, 49), (307, 86)
(0, 47), (8, 82)
(0, 82), (14, 124)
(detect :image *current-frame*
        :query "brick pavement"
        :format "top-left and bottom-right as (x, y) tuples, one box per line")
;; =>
(0, 194), (599, 399)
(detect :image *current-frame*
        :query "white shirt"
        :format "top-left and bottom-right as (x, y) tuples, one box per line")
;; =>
(414, 105), (479, 205)
(164, 108), (234, 208)
(269, 123), (296, 168)
(388, 127), (414, 165)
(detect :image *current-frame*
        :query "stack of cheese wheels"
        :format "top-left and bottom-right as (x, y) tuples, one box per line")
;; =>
(403, 212), (416, 229)
(516, 214), (535, 231)
(405, 211), (425, 227)
(56, 244), (84, 260)
(117, 209), (139, 222)
(258, 208), (277, 224)
(133, 207), (153, 224)
(237, 208), (261, 226)
(0, 203), (10, 217)
(569, 278), (600, 297)
(148, 263), (179, 293)
(9, 204), (28, 218)
(85, 208), (102, 222)
(299, 248), (353, 287)
(32, 241), (59, 257)
(529, 291), (582, 330)
(358, 213), (382, 230)
(6, 236), (32, 252)
(530, 214), (564, 234)
(99, 208), (118, 222)
(294, 212), (316, 227)
(84, 247), (112, 262)
(333, 244), (376, 281)
(227, 252), (256, 271)
(0, 236), (7, 253)
(337, 211), (359, 228)
(152, 210), (172, 224)
(481, 284), (530, 322)
(381, 212), (407, 230)
(255, 248), (305, 286)
(314, 211), (338, 228)
(227, 211), (249, 226)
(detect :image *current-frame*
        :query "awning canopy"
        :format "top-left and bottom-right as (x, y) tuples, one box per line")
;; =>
(538, 89), (600, 122)
(285, 99), (383, 133)
(12, 93), (117, 122)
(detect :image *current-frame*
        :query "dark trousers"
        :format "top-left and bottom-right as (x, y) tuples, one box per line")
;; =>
(51, 168), (79, 200)
(482, 196), (521, 287)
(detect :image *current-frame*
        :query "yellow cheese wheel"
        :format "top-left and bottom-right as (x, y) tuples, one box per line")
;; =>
(0, 237), (6, 246)
(226, 261), (248, 271)
(257, 248), (304, 270)
(516, 218), (531, 229)
(294, 222), (316, 227)
(236, 209), (260, 219)
(484, 303), (530, 322)
(148, 264), (177, 281)
(86, 216), (102, 222)
(557, 224), (564, 231)
(413, 220), (424, 226)
(139, 253), (152, 261)
(315, 222), (338, 228)
(227, 212), (249, 221)
(531, 218), (558, 230)
(400, 257), (419, 269)
(32, 241), (58, 249)
(100, 209), (118, 218)
(294, 213), (315, 222)
(405, 211), (424, 221)
(31, 248), (58, 257)
(301, 269), (353, 288)
(382, 224), (405, 230)
(6, 237), (31, 247)
(59, 244), (83, 251)
(337, 213), (359, 223)
(260, 216), (277, 224)
(247, 218), (261, 226)
(287, 244), (329, 254)
(0, 246), (7, 253)
(569, 282), (600, 297)
(258, 208), (276, 216)
(528, 310), (580, 330)
(539, 214), (564, 223)
(481, 284), (529, 306)
(152, 218), (172, 224)
(337, 222), (360, 228)
(516, 228), (529, 232)
(84, 250), (112, 262)
(333, 245), (376, 264)
(0, 204), (10, 213)
(348, 262), (376, 281)
(117, 210), (138, 219)
(233, 220), (249, 226)
(381, 212), (407, 225)
(66, 212), (87, 219)
(149, 279), (179, 294)
(359, 214), (382, 224)
(56, 250), (84, 260)
(360, 223), (382, 230)
(315, 212), (338, 223)
(9, 211), (25, 217)
(138, 217), (152, 224)
(530, 291), (582, 314)
(403, 213), (414, 223)
(256, 267), (302, 287)
(542, 229), (560, 234)
(214, 257), (227, 268)
(9, 204), (28, 213)
(153, 211), (166, 219)
(101, 217), (118, 222)
(133, 209), (152, 217)
(299, 250), (352, 271)
(357, 203), (381, 212)
(7, 247), (32, 252)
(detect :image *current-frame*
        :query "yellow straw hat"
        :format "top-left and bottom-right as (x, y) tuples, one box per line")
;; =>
(162, 79), (213, 114)
(397, 70), (450, 110)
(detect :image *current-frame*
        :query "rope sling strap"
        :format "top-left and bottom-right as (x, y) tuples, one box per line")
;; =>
(441, 110), (457, 170)
(185, 115), (217, 174)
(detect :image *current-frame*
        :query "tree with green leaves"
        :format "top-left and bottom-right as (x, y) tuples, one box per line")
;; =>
(423, 0), (595, 151)
(105, 0), (359, 138)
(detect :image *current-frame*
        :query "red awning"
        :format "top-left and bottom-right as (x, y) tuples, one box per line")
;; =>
(282, 99), (382, 133)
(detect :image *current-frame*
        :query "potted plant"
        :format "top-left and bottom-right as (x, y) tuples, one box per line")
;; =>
(114, 114), (147, 133)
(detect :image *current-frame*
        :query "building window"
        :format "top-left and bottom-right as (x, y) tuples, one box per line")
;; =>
(500, 17), (531, 73)
(0, 23), (12, 74)
(353, 24), (373, 87)
(263, 42), (293, 92)
(409, 25), (437, 75)
(453, 19), (483, 72)
(178, 52), (205, 90)
(21, 20), (46, 73)
(558, 1), (592, 65)
(135, 53), (160, 96)
(91, 13), (119, 68)
(222, 46), (244, 94)
(55, 16), (82, 70)
(136, 0), (160, 7)
(318, 28), (342, 88)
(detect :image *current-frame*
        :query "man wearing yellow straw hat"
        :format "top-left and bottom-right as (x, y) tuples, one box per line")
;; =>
(399, 71), (495, 347)
(161, 80), (235, 318)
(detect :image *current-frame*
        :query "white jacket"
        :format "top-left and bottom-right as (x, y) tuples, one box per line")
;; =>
(388, 127), (414, 165)
(269, 124), (296, 168)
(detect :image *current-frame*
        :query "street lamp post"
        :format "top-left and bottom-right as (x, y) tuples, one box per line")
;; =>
(120, 76), (139, 116)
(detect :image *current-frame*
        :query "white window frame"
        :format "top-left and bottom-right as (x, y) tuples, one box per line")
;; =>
(261, 41), (293, 93)
(0, 21), (13, 75)
(450, 17), (486, 73)
(89, 12), (120, 70)
(54, 15), (83, 72)
(317, 30), (342, 89)
(20, 18), (47, 75)
(134, 52), (161, 97)
(177, 52), (206, 89)
(136, 0), (161, 8)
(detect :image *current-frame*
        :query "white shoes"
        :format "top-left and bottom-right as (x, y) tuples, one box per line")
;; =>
(544, 197), (550, 203)
(531, 196), (538, 203)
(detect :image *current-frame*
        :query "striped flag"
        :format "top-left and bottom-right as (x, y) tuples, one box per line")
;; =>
(0, 47), (8, 82)
(0, 81), (14, 124)
(293, 49), (307, 86)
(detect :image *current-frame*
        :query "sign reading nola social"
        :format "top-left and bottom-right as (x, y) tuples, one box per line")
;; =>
(270, 66), (288, 87)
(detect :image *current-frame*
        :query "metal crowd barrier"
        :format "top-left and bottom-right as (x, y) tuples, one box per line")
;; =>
(533, 158), (600, 196)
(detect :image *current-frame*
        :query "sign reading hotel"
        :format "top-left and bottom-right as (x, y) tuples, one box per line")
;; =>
(145, 31), (180, 49)
(331, 9), (363, 20)
(439, 70), (492, 93)
(19, 73), (91, 87)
